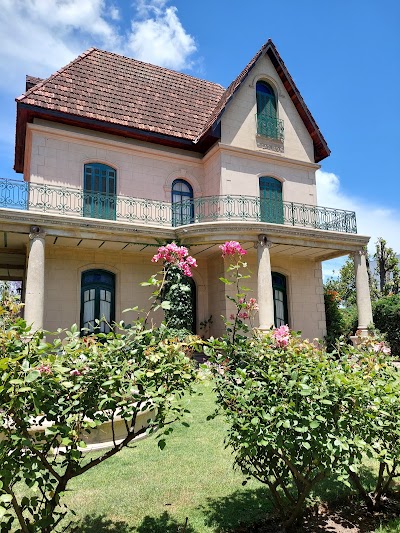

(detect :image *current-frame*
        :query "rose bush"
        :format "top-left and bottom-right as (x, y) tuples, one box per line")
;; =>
(0, 247), (199, 533)
(206, 242), (400, 530)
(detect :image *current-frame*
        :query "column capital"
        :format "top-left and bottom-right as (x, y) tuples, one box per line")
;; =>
(29, 226), (46, 240)
(352, 248), (368, 258)
(257, 234), (272, 249)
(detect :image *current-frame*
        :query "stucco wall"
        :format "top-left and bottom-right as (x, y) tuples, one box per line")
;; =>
(219, 149), (317, 205)
(218, 250), (326, 341)
(220, 53), (315, 164)
(28, 122), (205, 203)
(43, 245), (211, 335)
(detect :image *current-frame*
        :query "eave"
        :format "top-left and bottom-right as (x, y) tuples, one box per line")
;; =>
(14, 104), (220, 174)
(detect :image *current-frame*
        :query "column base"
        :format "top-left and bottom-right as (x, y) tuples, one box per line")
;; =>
(350, 328), (371, 346)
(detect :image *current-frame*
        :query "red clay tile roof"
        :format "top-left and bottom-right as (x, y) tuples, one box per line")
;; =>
(18, 48), (225, 141)
(25, 75), (44, 92)
(15, 40), (330, 172)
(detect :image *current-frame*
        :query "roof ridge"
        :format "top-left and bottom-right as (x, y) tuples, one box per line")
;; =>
(194, 39), (272, 142)
(16, 47), (97, 101)
(94, 48), (225, 90)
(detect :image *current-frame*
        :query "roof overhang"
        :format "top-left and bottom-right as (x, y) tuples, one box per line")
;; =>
(14, 103), (220, 174)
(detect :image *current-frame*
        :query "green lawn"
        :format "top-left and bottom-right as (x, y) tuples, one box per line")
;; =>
(65, 380), (273, 532)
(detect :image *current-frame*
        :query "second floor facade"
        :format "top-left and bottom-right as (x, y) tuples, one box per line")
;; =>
(6, 40), (357, 235)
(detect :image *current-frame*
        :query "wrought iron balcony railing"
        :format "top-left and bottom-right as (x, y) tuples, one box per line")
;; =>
(256, 113), (284, 142)
(0, 179), (357, 233)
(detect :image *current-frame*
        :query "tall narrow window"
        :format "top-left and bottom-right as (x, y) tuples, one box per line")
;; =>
(171, 179), (194, 227)
(83, 163), (116, 220)
(259, 177), (284, 224)
(80, 269), (115, 333)
(256, 81), (283, 141)
(272, 272), (288, 327)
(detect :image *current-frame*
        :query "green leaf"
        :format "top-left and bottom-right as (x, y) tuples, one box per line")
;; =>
(0, 494), (12, 504)
(158, 439), (166, 450)
(161, 301), (171, 310)
(26, 370), (40, 383)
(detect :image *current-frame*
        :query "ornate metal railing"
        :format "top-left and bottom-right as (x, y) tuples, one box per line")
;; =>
(256, 113), (284, 142)
(0, 179), (357, 233)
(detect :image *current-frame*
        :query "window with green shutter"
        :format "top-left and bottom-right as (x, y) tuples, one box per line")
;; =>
(259, 176), (284, 224)
(83, 163), (116, 220)
(272, 272), (288, 327)
(80, 269), (115, 334)
(256, 81), (284, 141)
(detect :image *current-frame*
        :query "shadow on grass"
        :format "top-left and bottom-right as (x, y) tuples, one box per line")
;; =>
(201, 487), (274, 532)
(73, 513), (134, 532)
(136, 511), (196, 532)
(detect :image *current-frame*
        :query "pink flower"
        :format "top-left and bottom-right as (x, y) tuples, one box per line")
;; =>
(219, 241), (247, 257)
(229, 314), (235, 320)
(272, 325), (291, 348)
(238, 311), (249, 320)
(373, 342), (391, 355)
(70, 369), (82, 377)
(246, 298), (259, 311)
(151, 242), (197, 277)
(38, 363), (52, 375)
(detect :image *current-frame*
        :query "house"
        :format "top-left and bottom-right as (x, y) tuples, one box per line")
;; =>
(0, 39), (373, 339)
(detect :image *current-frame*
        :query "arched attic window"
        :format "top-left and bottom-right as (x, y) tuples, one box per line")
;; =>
(83, 163), (116, 220)
(171, 179), (194, 227)
(256, 81), (284, 141)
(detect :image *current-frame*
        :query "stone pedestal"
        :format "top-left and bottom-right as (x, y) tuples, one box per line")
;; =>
(257, 234), (275, 331)
(353, 249), (373, 338)
(24, 227), (46, 332)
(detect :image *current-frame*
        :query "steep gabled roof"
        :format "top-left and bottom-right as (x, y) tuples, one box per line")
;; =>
(17, 48), (225, 141)
(14, 40), (330, 172)
(196, 39), (330, 162)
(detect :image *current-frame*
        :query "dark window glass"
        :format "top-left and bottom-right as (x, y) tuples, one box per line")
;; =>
(272, 272), (288, 327)
(171, 179), (194, 226)
(80, 269), (115, 333)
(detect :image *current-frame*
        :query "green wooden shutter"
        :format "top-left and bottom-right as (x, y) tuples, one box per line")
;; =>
(259, 177), (284, 224)
(83, 163), (116, 220)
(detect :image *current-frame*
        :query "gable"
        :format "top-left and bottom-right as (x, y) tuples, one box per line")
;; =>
(219, 52), (316, 162)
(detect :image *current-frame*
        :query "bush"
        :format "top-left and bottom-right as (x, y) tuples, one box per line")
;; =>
(207, 243), (400, 530)
(373, 294), (400, 356)
(0, 244), (200, 532)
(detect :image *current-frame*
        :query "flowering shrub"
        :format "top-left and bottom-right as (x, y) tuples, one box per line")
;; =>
(147, 242), (197, 331)
(219, 240), (247, 258)
(151, 242), (197, 277)
(207, 241), (400, 529)
(0, 255), (199, 531)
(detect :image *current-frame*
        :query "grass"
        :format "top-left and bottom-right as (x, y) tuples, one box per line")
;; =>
(7, 379), (400, 532)
(64, 380), (273, 532)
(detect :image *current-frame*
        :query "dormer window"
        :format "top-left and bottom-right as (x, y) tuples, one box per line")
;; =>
(256, 80), (284, 142)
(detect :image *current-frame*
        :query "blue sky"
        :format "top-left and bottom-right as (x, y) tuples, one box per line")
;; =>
(1, 0), (399, 276)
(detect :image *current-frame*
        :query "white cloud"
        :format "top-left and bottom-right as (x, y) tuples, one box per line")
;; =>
(0, 0), (197, 95)
(125, 5), (196, 70)
(316, 169), (400, 279)
(316, 169), (400, 254)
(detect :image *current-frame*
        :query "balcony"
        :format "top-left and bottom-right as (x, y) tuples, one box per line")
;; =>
(0, 179), (357, 234)
(256, 113), (284, 142)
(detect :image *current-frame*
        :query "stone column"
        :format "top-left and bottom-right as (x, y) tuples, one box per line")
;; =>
(353, 249), (373, 336)
(24, 226), (46, 332)
(257, 234), (275, 331)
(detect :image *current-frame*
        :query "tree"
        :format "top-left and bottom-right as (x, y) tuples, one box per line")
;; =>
(374, 237), (400, 295)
